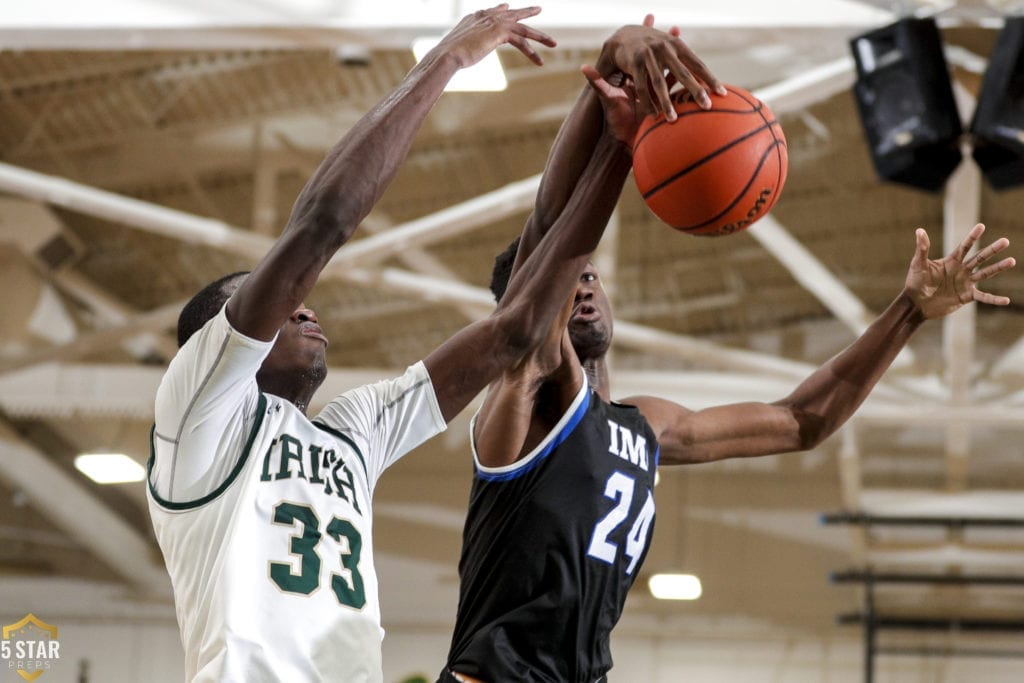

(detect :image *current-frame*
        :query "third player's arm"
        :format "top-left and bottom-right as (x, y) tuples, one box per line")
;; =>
(633, 290), (927, 465)
(634, 224), (1015, 465)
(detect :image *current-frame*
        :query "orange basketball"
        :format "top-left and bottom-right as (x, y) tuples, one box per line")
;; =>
(632, 85), (788, 236)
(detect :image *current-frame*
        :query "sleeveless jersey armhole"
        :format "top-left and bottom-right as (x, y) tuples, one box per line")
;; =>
(472, 377), (590, 482)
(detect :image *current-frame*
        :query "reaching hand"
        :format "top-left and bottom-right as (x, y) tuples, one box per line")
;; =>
(435, 4), (556, 70)
(598, 14), (726, 121)
(581, 64), (639, 146)
(905, 223), (1015, 319)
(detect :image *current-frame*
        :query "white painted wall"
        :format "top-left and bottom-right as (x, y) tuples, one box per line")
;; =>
(3, 616), (1021, 683)
(381, 631), (1024, 683)
(0, 618), (183, 683)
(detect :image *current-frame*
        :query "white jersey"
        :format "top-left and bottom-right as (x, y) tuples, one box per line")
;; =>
(147, 305), (445, 682)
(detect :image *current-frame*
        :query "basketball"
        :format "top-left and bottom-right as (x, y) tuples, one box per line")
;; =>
(632, 85), (788, 236)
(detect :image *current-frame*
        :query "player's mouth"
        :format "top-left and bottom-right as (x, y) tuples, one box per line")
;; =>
(299, 323), (329, 346)
(572, 303), (599, 322)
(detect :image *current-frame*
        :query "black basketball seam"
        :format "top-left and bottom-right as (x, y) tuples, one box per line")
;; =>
(630, 105), (761, 151)
(741, 87), (787, 200)
(671, 140), (784, 233)
(640, 120), (777, 200)
(633, 86), (763, 152)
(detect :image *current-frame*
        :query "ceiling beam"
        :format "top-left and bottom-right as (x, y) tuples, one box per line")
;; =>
(0, 2), (896, 50)
(0, 161), (272, 260)
(20, 365), (1024, 425)
(0, 161), (855, 381)
(359, 213), (488, 322)
(942, 83), (982, 493)
(754, 56), (856, 114)
(747, 215), (914, 368)
(0, 158), (535, 281)
(0, 363), (443, 419)
(49, 269), (180, 361)
(859, 489), (1024, 518)
(837, 427), (869, 567)
(0, 301), (183, 375)
(867, 545), (1024, 569)
(321, 175), (539, 273)
(0, 419), (170, 595)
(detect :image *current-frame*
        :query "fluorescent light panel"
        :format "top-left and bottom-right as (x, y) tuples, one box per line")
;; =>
(649, 573), (702, 600)
(74, 453), (145, 484)
(412, 37), (507, 92)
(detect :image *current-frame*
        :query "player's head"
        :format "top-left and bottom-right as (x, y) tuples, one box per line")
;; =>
(256, 303), (329, 398)
(569, 261), (613, 361)
(177, 271), (249, 347)
(489, 236), (521, 304)
(490, 238), (613, 361)
(179, 271), (329, 400)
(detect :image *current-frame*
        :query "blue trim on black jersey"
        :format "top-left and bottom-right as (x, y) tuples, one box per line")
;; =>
(475, 389), (592, 482)
(654, 445), (660, 469)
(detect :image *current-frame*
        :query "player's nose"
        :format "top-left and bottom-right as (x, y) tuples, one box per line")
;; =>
(292, 306), (318, 323)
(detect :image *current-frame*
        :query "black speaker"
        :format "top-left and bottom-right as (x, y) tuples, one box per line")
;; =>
(850, 18), (963, 192)
(970, 17), (1024, 190)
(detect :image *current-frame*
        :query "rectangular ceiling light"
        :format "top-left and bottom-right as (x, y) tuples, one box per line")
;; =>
(412, 37), (507, 92)
(74, 453), (145, 484)
(649, 573), (702, 600)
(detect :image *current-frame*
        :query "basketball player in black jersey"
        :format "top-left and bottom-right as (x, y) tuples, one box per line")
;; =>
(439, 26), (1018, 683)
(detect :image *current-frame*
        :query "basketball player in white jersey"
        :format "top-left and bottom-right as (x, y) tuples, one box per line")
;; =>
(147, 6), (726, 682)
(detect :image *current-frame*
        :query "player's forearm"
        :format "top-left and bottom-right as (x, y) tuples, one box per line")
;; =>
(517, 29), (634, 267)
(229, 53), (461, 340)
(519, 86), (605, 257)
(422, 134), (630, 422)
(781, 290), (925, 446)
(285, 51), (460, 252)
(505, 132), (630, 301)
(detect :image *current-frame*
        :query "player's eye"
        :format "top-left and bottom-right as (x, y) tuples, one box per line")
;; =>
(581, 273), (596, 283)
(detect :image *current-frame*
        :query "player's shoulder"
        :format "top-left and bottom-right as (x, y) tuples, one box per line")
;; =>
(613, 394), (687, 432)
(332, 361), (432, 410)
(315, 362), (435, 425)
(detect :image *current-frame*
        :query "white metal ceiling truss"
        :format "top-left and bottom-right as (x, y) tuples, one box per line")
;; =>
(0, 19), (1016, 602)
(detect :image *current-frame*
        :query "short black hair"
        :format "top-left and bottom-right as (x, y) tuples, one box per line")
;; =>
(490, 236), (521, 304)
(176, 271), (249, 347)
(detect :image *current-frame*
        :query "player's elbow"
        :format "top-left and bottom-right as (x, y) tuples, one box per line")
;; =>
(290, 193), (361, 248)
(490, 301), (548, 361)
(790, 408), (832, 450)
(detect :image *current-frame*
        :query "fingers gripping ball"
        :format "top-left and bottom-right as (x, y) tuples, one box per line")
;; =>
(632, 86), (788, 236)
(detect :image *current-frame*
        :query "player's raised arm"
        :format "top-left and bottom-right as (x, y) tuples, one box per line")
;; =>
(227, 5), (555, 343)
(423, 67), (635, 423)
(636, 224), (1015, 465)
(513, 16), (725, 281)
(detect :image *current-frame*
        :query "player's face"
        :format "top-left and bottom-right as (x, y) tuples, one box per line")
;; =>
(568, 263), (613, 360)
(259, 304), (329, 384)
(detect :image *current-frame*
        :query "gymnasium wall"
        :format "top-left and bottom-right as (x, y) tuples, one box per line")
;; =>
(3, 616), (1020, 683)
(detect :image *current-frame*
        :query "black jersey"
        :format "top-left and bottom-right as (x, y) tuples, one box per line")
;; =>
(445, 379), (659, 682)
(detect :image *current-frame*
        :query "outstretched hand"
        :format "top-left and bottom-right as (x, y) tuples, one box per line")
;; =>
(437, 3), (556, 69)
(905, 223), (1015, 319)
(598, 14), (725, 121)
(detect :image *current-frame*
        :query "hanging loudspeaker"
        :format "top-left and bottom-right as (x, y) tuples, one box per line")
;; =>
(970, 16), (1024, 190)
(850, 18), (963, 192)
